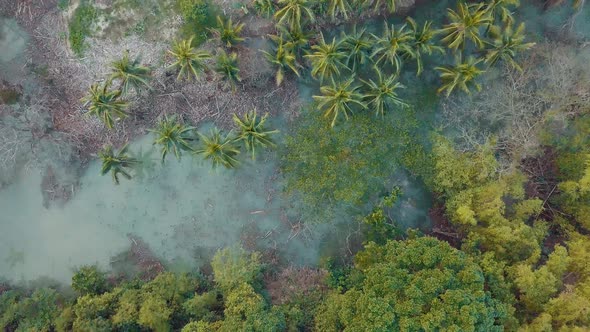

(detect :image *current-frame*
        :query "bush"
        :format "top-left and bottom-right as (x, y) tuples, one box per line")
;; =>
(72, 266), (108, 296)
(68, 2), (97, 56)
(177, 0), (219, 45)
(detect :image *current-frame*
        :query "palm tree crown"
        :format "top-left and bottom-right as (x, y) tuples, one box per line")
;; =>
(371, 23), (414, 73)
(210, 16), (245, 48)
(262, 37), (300, 86)
(215, 49), (241, 91)
(439, 2), (492, 51)
(81, 82), (128, 129)
(305, 33), (347, 82)
(150, 115), (196, 163)
(195, 128), (240, 168)
(233, 110), (279, 159)
(435, 56), (485, 97)
(109, 51), (152, 94)
(167, 37), (212, 81)
(313, 77), (367, 127)
(406, 17), (445, 75)
(341, 26), (373, 72)
(326, 0), (350, 19)
(484, 23), (535, 71)
(274, 0), (315, 31)
(99, 144), (138, 185)
(361, 69), (408, 117)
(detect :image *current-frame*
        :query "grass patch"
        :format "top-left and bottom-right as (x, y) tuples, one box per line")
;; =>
(177, 0), (220, 45)
(68, 1), (98, 56)
(0, 89), (21, 105)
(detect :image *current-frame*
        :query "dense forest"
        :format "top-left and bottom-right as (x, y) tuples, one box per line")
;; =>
(1, 0), (590, 331)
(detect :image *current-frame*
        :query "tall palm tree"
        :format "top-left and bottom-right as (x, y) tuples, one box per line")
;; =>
(274, 0), (315, 30)
(215, 49), (241, 91)
(313, 77), (367, 127)
(233, 110), (278, 159)
(340, 26), (373, 72)
(109, 51), (151, 95)
(439, 2), (492, 52)
(210, 16), (245, 48)
(435, 56), (484, 97)
(484, 23), (535, 71)
(81, 82), (128, 129)
(370, 0), (397, 13)
(405, 17), (445, 76)
(253, 0), (276, 17)
(326, 0), (350, 19)
(262, 37), (300, 86)
(150, 115), (196, 163)
(371, 22), (414, 73)
(167, 37), (212, 81)
(195, 128), (240, 168)
(484, 0), (519, 27)
(270, 27), (311, 57)
(99, 144), (138, 185)
(305, 33), (347, 82)
(361, 69), (408, 117)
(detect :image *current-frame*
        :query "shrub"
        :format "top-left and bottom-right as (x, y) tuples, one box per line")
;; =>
(68, 2), (97, 56)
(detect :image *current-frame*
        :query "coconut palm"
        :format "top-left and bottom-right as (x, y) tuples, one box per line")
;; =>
(233, 110), (279, 159)
(253, 0), (276, 17)
(484, 0), (519, 26)
(435, 56), (484, 97)
(215, 49), (241, 91)
(326, 0), (350, 19)
(210, 16), (245, 48)
(274, 0), (315, 30)
(81, 82), (128, 129)
(439, 2), (492, 51)
(371, 0), (397, 13)
(361, 69), (408, 117)
(305, 33), (347, 82)
(313, 77), (367, 127)
(167, 37), (212, 81)
(195, 128), (240, 168)
(270, 27), (311, 57)
(262, 37), (301, 86)
(109, 51), (151, 95)
(484, 23), (535, 71)
(405, 17), (445, 76)
(99, 144), (138, 185)
(150, 115), (196, 163)
(340, 26), (373, 72)
(371, 22), (414, 73)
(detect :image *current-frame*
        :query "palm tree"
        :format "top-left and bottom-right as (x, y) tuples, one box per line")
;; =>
(371, 22), (414, 73)
(109, 51), (151, 94)
(150, 115), (196, 163)
(484, 23), (535, 71)
(326, 0), (350, 19)
(484, 0), (519, 26)
(435, 56), (484, 97)
(253, 0), (276, 17)
(262, 37), (300, 86)
(274, 0), (315, 31)
(370, 0), (397, 13)
(305, 33), (347, 82)
(313, 77), (367, 127)
(340, 26), (373, 72)
(81, 82), (128, 129)
(195, 128), (240, 168)
(233, 110), (279, 159)
(215, 49), (241, 91)
(361, 69), (408, 116)
(270, 27), (311, 57)
(167, 37), (212, 81)
(439, 2), (492, 51)
(405, 17), (445, 76)
(99, 144), (138, 185)
(210, 16), (245, 48)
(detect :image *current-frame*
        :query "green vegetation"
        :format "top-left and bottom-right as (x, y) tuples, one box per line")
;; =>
(178, 0), (220, 44)
(81, 83), (128, 129)
(109, 51), (152, 95)
(195, 128), (241, 168)
(262, 37), (301, 86)
(210, 16), (245, 48)
(68, 1), (97, 56)
(214, 49), (241, 91)
(232, 110), (279, 160)
(98, 144), (139, 185)
(435, 56), (484, 97)
(313, 77), (367, 127)
(168, 37), (212, 81)
(150, 115), (196, 163)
